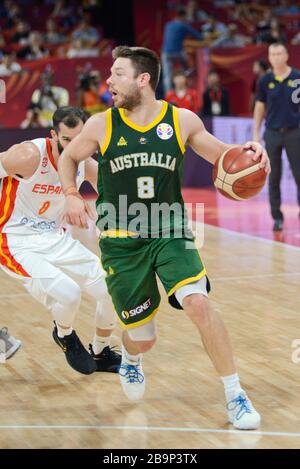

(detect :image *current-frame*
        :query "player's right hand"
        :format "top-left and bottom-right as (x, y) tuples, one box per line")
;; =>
(63, 194), (93, 229)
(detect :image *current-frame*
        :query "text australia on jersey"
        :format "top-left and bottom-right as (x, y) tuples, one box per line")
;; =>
(110, 152), (176, 174)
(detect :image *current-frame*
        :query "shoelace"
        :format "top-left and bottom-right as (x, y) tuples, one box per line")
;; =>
(105, 345), (121, 359)
(226, 395), (252, 420)
(88, 344), (121, 359)
(119, 363), (144, 383)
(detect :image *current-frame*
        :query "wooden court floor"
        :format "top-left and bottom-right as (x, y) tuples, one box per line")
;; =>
(0, 223), (300, 449)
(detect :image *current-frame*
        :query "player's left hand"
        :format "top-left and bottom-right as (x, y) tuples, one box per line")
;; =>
(243, 141), (271, 175)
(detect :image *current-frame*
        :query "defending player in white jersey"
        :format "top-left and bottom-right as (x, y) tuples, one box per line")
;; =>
(0, 106), (120, 375)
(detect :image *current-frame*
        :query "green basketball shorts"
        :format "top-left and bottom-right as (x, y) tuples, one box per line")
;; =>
(99, 235), (210, 330)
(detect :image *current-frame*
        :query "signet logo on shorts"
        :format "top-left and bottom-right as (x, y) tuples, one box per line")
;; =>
(121, 298), (152, 320)
(122, 310), (130, 320)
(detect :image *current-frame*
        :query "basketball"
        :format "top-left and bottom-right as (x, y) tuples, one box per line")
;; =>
(212, 146), (267, 201)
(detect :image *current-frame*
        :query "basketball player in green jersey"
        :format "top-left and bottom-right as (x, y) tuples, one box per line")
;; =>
(58, 46), (270, 430)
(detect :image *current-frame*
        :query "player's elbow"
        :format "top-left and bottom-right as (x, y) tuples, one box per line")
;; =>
(253, 101), (265, 116)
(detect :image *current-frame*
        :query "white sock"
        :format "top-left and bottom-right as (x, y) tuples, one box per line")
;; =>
(57, 324), (73, 338)
(122, 345), (142, 364)
(92, 334), (111, 355)
(221, 373), (243, 402)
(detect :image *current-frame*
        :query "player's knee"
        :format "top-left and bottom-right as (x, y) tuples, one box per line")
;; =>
(134, 339), (156, 353)
(126, 319), (156, 344)
(48, 276), (82, 310)
(183, 293), (210, 324)
(61, 282), (81, 310)
(95, 301), (117, 330)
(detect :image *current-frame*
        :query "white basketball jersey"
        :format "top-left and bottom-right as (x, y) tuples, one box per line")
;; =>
(0, 138), (85, 235)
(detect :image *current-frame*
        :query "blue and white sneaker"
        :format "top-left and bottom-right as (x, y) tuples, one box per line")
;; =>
(227, 390), (261, 430)
(119, 350), (145, 401)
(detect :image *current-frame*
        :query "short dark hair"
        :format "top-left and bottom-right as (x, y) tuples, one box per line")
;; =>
(52, 106), (87, 132)
(173, 70), (187, 79)
(112, 45), (161, 91)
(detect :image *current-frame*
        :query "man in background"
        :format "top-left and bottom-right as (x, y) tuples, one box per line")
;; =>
(254, 42), (300, 231)
(165, 71), (200, 113)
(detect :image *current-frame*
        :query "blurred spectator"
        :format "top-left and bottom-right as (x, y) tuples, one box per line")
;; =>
(195, 8), (209, 21)
(11, 21), (30, 45)
(1, 0), (21, 29)
(17, 32), (49, 60)
(51, 0), (78, 30)
(201, 14), (228, 36)
(44, 19), (66, 45)
(77, 69), (110, 114)
(82, 1), (102, 26)
(186, 1), (198, 23)
(255, 18), (287, 45)
(214, 0), (235, 5)
(67, 38), (99, 58)
(71, 18), (100, 47)
(274, 0), (299, 16)
(249, 59), (268, 111)
(161, 8), (202, 95)
(165, 71), (200, 113)
(0, 33), (5, 51)
(291, 30), (300, 45)
(212, 23), (251, 48)
(202, 71), (229, 116)
(0, 53), (22, 76)
(255, 10), (272, 34)
(20, 102), (48, 128)
(31, 67), (69, 126)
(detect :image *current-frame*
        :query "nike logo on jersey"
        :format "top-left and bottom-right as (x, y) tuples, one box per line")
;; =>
(41, 171), (49, 174)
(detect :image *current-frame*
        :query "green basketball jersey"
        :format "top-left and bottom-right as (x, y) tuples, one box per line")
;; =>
(96, 100), (191, 237)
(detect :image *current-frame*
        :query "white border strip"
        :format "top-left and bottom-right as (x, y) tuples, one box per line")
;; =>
(0, 424), (299, 438)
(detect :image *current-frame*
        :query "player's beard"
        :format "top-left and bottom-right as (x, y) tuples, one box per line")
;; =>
(117, 85), (142, 110)
(57, 141), (64, 155)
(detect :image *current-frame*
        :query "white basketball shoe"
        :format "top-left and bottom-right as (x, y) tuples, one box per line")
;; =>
(119, 347), (145, 401)
(227, 390), (261, 430)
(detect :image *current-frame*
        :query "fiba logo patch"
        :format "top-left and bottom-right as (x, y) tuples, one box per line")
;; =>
(156, 123), (173, 140)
